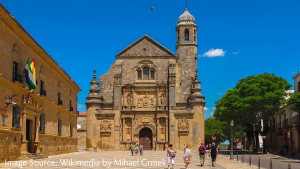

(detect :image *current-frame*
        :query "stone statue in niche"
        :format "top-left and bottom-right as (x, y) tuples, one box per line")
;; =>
(178, 118), (189, 130)
(100, 119), (112, 131)
(160, 94), (165, 105)
(127, 93), (132, 105)
(143, 93), (150, 108)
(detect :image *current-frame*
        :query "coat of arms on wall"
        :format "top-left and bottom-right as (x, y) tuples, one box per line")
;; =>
(178, 118), (189, 130)
(100, 119), (112, 131)
(136, 93), (156, 109)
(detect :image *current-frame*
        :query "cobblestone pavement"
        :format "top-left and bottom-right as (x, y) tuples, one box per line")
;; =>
(0, 151), (295, 169)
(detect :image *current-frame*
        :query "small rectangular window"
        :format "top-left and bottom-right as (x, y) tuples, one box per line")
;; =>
(151, 71), (155, 79)
(13, 62), (18, 81)
(40, 113), (45, 132)
(12, 105), (20, 128)
(58, 119), (62, 134)
(70, 124), (73, 136)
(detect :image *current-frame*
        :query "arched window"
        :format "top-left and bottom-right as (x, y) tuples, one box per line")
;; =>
(137, 70), (142, 80)
(184, 29), (189, 41)
(143, 67), (149, 80)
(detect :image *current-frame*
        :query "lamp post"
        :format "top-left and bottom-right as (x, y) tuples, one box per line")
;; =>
(230, 120), (234, 160)
(1, 95), (12, 119)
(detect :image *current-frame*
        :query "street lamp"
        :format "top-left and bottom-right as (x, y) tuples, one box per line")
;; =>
(1, 95), (12, 118)
(230, 120), (234, 160)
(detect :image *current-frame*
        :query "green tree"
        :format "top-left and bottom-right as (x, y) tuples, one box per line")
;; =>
(288, 92), (300, 114)
(214, 73), (292, 150)
(205, 117), (226, 145)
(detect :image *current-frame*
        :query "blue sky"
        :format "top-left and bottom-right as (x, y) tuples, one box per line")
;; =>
(1, 0), (300, 119)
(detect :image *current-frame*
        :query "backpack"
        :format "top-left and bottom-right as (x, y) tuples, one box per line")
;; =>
(200, 146), (205, 154)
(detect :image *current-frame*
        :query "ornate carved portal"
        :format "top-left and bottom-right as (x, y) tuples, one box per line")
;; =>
(139, 128), (152, 150)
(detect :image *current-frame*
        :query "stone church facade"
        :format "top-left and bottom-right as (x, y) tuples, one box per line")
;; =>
(86, 8), (205, 151)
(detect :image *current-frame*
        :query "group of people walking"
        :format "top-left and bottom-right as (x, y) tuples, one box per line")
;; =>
(130, 143), (143, 156)
(130, 141), (218, 169)
(167, 142), (219, 169)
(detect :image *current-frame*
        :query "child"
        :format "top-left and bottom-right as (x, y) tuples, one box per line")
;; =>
(135, 144), (139, 156)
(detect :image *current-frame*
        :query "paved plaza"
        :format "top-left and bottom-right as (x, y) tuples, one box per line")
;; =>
(3, 150), (298, 169)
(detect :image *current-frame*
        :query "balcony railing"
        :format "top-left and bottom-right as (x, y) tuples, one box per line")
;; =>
(13, 74), (23, 83)
(41, 90), (46, 97)
(293, 114), (299, 124)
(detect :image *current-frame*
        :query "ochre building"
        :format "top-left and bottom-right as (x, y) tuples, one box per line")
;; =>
(86, 8), (206, 151)
(0, 4), (81, 162)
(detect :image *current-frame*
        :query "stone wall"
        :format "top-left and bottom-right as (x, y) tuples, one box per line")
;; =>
(39, 134), (77, 156)
(0, 130), (22, 163)
(77, 130), (86, 147)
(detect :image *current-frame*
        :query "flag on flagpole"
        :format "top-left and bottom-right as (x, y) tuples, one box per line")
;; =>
(23, 59), (37, 89)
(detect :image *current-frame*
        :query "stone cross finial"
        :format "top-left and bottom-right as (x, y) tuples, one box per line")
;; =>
(93, 69), (96, 76)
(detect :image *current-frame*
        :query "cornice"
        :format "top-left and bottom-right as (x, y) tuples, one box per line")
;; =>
(0, 4), (81, 93)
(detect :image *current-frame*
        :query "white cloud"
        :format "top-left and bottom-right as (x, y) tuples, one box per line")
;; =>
(211, 112), (214, 115)
(217, 92), (222, 95)
(204, 107), (208, 110)
(202, 49), (226, 57)
(78, 104), (84, 109)
(213, 107), (216, 110)
(232, 51), (240, 54)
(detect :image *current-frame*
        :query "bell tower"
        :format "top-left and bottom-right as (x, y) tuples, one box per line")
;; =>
(176, 7), (198, 76)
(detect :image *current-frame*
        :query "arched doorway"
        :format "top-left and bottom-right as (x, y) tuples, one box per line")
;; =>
(139, 128), (152, 150)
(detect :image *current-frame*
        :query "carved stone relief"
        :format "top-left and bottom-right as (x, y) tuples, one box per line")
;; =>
(136, 93), (156, 109)
(178, 118), (189, 130)
(100, 119), (112, 131)
(169, 77), (175, 85)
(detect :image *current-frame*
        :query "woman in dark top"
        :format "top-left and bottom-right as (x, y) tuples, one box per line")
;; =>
(209, 143), (218, 167)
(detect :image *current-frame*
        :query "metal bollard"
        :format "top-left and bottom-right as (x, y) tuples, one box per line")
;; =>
(249, 155), (251, 166)
(270, 158), (272, 169)
(237, 152), (238, 161)
(288, 161), (291, 169)
(94, 147), (97, 152)
(242, 153), (244, 163)
(258, 157), (260, 169)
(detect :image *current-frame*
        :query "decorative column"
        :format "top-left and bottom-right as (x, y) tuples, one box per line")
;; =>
(165, 117), (169, 149)
(168, 61), (176, 146)
(34, 113), (41, 153)
(122, 118), (125, 141)
(131, 117), (134, 142)
(157, 118), (160, 141)
(20, 111), (28, 157)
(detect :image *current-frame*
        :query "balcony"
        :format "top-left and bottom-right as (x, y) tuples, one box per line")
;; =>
(13, 74), (23, 83)
(293, 114), (299, 124)
(41, 90), (46, 97)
